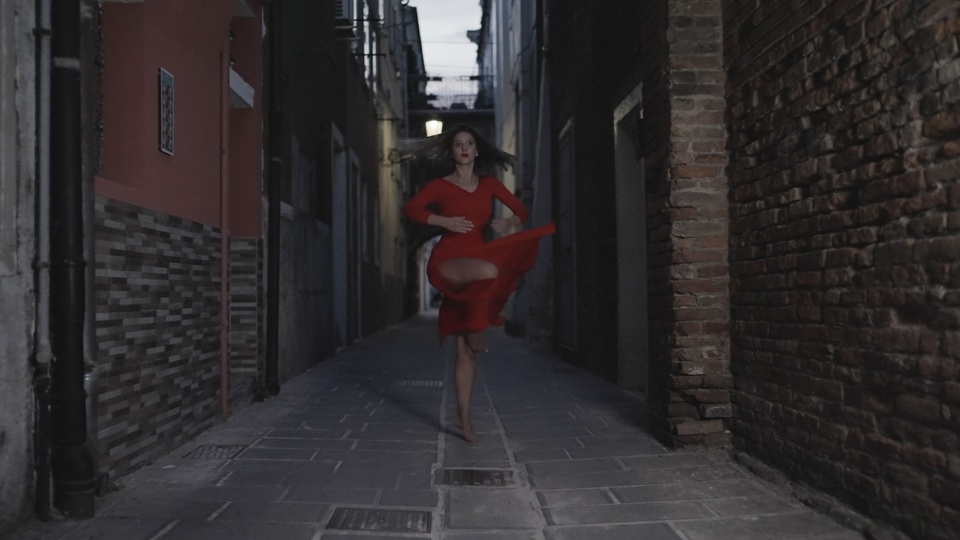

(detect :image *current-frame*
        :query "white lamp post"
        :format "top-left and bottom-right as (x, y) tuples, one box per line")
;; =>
(425, 119), (443, 137)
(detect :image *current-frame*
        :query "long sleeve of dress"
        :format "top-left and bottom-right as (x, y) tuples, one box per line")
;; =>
(490, 180), (529, 224)
(403, 181), (441, 224)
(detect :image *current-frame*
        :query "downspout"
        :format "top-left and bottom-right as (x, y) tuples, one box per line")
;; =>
(80, 0), (101, 491)
(33, 0), (53, 520)
(219, 47), (231, 420)
(263, 0), (282, 398)
(49, 0), (96, 518)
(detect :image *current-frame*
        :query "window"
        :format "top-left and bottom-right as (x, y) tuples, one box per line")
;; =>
(334, 0), (354, 23)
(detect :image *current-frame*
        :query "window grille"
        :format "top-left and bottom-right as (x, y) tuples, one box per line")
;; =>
(158, 68), (174, 155)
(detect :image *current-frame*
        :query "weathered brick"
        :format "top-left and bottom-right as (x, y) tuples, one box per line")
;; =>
(931, 476), (960, 508)
(683, 388), (731, 403)
(675, 419), (725, 436)
(898, 394), (943, 422)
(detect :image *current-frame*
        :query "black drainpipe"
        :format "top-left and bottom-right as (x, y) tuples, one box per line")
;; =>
(262, 0), (282, 398)
(49, 0), (96, 517)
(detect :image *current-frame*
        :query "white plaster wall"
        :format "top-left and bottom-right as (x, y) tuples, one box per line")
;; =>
(0, 0), (38, 533)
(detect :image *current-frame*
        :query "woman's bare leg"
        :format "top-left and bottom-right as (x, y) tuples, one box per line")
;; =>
(454, 335), (480, 443)
(438, 257), (499, 287)
(439, 258), (498, 352)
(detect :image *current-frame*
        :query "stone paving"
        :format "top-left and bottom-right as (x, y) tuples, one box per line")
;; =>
(11, 313), (864, 540)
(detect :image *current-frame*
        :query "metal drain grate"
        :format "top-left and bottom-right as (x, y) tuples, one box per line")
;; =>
(436, 468), (514, 486)
(326, 507), (431, 533)
(181, 444), (247, 460)
(396, 380), (443, 387)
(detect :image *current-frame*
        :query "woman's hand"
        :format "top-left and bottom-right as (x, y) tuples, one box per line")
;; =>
(491, 215), (519, 233)
(439, 215), (474, 233)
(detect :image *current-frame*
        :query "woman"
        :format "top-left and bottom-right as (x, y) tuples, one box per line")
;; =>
(403, 125), (555, 442)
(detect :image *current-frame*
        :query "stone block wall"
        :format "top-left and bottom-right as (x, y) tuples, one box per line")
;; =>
(94, 197), (221, 477)
(724, 1), (960, 537)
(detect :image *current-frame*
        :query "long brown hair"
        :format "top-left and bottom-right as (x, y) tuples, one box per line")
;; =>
(401, 124), (516, 176)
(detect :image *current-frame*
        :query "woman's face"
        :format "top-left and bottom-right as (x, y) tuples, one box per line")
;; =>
(451, 131), (478, 166)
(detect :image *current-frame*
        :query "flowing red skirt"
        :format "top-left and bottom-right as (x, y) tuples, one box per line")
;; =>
(427, 222), (556, 339)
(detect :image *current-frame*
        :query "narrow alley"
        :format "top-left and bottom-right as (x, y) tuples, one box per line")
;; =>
(2, 1), (957, 539)
(13, 315), (862, 540)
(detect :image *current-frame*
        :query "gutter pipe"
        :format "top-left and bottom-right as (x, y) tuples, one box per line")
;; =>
(219, 47), (231, 419)
(49, 0), (96, 518)
(263, 0), (282, 398)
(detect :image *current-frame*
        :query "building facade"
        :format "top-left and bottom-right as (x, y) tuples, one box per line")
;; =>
(496, 0), (959, 538)
(0, 0), (422, 531)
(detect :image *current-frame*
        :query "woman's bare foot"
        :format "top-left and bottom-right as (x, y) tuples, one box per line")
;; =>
(453, 410), (480, 442)
(464, 332), (488, 353)
(458, 416), (480, 443)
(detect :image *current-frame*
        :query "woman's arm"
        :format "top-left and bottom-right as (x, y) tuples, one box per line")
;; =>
(403, 181), (439, 224)
(489, 178), (529, 232)
(404, 181), (474, 233)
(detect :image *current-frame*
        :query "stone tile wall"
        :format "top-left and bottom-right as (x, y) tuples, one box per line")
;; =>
(229, 237), (262, 400)
(94, 196), (221, 477)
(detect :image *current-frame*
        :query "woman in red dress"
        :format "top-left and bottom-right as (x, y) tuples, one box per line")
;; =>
(404, 125), (555, 442)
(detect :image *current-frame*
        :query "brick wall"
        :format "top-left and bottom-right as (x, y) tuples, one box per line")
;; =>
(643, 0), (733, 446)
(94, 197), (221, 477)
(547, 0), (732, 444)
(725, 1), (960, 537)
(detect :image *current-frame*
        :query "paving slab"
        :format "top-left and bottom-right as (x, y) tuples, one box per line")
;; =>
(674, 513), (864, 540)
(444, 488), (543, 530)
(9, 313), (865, 540)
(543, 523), (683, 540)
(162, 519), (319, 540)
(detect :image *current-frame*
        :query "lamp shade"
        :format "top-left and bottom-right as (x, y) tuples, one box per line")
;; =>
(425, 119), (443, 137)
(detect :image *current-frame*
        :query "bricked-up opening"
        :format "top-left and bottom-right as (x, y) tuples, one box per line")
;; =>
(645, 0), (732, 446)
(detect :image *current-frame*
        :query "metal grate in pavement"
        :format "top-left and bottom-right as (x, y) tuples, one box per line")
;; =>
(395, 380), (443, 387)
(436, 468), (514, 486)
(181, 444), (247, 460)
(326, 507), (431, 533)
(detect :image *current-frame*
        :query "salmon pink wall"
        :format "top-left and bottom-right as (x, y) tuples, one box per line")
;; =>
(98, 0), (242, 228)
(228, 10), (264, 237)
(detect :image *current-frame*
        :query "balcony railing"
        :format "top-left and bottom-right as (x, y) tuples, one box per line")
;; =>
(425, 75), (492, 110)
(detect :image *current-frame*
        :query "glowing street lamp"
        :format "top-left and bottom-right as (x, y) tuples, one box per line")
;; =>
(425, 119), (443, 137)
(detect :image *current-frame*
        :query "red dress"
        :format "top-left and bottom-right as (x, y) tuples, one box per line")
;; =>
(404, 176), (556, 338)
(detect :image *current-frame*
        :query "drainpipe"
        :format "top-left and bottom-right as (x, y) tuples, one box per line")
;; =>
(33, 0), (53, 520)
(80, 0), (101, 491)
(262, 1), (282, 398)
(49, 0), (96, 518)
(219, 47), (231, 419)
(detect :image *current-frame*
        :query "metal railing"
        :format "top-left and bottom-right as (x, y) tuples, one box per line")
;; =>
(424, 75), (492, 110)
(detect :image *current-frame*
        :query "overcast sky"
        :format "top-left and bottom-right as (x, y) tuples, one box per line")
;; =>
(408, 0), (483, 78)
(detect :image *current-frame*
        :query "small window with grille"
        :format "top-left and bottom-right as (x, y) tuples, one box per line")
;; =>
(158, 68), (174, 155)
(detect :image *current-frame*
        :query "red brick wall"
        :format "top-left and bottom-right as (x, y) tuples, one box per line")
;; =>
(725, 1), (960, 537)
(645, 1), (733, 446)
